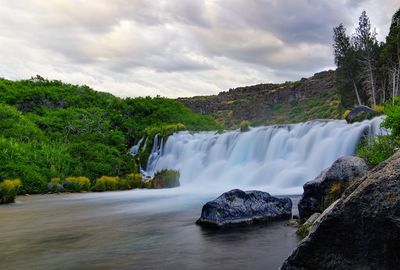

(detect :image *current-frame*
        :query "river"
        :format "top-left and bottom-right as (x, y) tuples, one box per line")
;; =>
(0, 190), (300, 270)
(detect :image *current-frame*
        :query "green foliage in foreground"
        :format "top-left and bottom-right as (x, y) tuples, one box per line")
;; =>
(0, 76), (220, 195)
(357, 100), (400, 167)
(357, 136), (399, 167)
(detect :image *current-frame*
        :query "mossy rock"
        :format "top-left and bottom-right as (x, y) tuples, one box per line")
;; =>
(152, 169), (180, 188)
(345, 106), (377, 123)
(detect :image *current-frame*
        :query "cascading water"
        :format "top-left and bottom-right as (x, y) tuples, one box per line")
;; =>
(141, 117), (385, 195)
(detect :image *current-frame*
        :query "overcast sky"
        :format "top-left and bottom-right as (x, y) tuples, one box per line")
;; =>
(0, 1), (398, 98)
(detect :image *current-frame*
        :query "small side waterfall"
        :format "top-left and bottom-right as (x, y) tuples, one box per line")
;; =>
(141, 117), (385, 195)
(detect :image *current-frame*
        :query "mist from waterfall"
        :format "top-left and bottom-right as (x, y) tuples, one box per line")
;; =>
(143, 117), (384, 195)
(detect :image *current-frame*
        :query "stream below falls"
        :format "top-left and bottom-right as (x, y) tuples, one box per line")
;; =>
(0, 190), (300, 270)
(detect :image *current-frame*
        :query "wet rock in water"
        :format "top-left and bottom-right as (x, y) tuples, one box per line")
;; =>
(281, 151), (400, 270)
(345, 105), (377, 123)
(196, 189), (292, 227)
(298, 156), (368, 220)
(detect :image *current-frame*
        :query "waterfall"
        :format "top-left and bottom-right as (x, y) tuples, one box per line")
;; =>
(143, 117), (385, 195)
(130, 137), (145, 155)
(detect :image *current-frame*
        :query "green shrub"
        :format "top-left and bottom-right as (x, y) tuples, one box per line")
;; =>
(239, 120), (250, 132)
(92, 176), (119, 191)
(64, 176), (91, 192)
(144, 180), (154, 189)
(126, 173), (143, 188)
(50, 178), (61, 184)
(152, 169), (180, 189)
(372, 105), (385, 114)
(0, 179), (21, 203)
(382, 102), (400, 136)
(356, 136), (399, 167)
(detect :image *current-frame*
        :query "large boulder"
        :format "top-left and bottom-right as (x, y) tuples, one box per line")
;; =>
(345, 105), (377, 123)
(298, 156), (368, 220)
(281, 151), (400, 270)
(196, 189), (292, 227)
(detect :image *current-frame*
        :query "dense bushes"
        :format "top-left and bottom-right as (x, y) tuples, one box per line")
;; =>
(0, 77), (220, 195)
(92, 176), (119, 191)
(64, 177), (91, 192)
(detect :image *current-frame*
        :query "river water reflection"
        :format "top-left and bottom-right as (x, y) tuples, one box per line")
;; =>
(0, 190), (300, 270)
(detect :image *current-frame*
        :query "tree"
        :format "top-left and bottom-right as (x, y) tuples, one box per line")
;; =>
(384, 8), (400, 102)
(333, 23), (362, 106)
(353, 10), (379, 107)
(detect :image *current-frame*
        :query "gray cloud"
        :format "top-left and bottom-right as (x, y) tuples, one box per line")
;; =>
(0, 0), (396, 98)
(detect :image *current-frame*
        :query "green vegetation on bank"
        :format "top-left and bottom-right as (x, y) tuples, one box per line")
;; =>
(0, 76), (220, 197)
(357, 101), (400, 166)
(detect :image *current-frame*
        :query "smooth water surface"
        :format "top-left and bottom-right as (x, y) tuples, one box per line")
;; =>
(0, 190), (300, 270)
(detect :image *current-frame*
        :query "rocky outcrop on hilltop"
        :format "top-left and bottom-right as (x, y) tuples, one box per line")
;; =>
(281, 151), (400, 270)
(196, 189), (292, 227)
(178, 70), (339, 127)
(298, 156), (369, 220)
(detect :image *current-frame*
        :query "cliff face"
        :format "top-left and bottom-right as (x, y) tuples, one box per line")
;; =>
(178, 70), (340, 127)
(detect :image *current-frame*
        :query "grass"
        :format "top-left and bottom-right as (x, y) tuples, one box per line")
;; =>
(356, 136), (399, 167)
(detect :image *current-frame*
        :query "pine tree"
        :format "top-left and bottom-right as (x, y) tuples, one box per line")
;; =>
(333, 24), (362, 106)
(353, 11), (379, 107)
(384, 8), (400, 102)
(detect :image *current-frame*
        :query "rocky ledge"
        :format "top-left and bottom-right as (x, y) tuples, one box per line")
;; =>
(281, 150), (400, 270)
(196, 189), (292, 227)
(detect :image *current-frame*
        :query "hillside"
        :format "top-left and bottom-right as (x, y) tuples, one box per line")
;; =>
(0, 76), (220, 193)
(179, 70), (341, 127)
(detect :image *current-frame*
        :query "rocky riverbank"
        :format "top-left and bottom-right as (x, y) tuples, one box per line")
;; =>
(281, 151), (400, 269)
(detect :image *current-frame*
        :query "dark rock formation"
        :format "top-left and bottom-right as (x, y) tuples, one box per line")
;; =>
(298, 156), (368, 220)
(281, 151), (400, 270)
(196, 189), (292, 227)
(345, 105), (377, 123)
